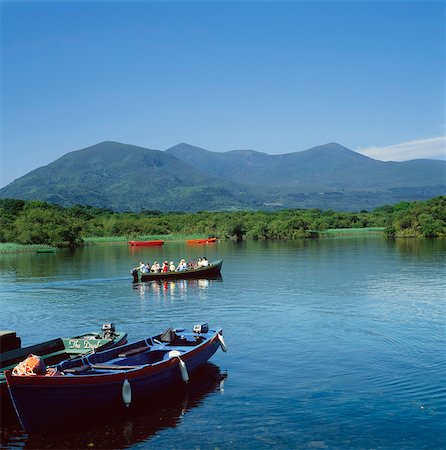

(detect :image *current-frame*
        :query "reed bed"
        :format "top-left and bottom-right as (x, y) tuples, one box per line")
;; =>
(319, 227), (385, 236)
(0, 243), (48, 254)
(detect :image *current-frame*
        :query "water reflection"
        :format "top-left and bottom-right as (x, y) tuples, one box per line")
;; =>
(2, 239), (445, 449)
(132, 276), (223, 300)
(393, 237), (445, 259)
(1, 363), (227, 449)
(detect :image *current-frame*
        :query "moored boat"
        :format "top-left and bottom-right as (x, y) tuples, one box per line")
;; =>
(132, 259), (223, 282)
(5, 324), (227, 433)
(128, 240), (164, 246)
(0, 324), (127, 410)
(36, 248), (56, 253)
(186, 238), (218, 244)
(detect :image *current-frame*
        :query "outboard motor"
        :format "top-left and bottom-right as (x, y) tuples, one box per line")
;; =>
(102, 323), (116, 339)
(131, 269), (139, 283)
(193, 323), (209, 334)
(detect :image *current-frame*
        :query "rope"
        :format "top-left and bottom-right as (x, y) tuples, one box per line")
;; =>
(12, 354), (45, 376)
(12, 359), (37, 376)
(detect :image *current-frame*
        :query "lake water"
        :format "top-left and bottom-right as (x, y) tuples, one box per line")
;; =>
(0, 237), (445, 449)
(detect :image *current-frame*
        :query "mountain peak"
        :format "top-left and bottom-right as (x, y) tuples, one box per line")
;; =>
(300, 142), (373, 162)
(166, 143), (209, 152)
(309, 142), (351, 152)
(1, 140), (444, 212)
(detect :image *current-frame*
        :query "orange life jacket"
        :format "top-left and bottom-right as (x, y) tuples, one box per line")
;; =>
(12, 354), (46, 376)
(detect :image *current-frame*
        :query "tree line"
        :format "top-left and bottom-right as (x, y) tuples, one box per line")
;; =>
(0, 197), (444, 248)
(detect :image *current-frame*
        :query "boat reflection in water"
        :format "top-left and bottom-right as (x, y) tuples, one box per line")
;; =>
(1, 363), (227, 449)
(133, 276), (223, 300)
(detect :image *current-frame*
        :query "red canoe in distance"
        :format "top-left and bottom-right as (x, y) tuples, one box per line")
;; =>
(128, 240), (164, 247)
(186, 238), (217, 245)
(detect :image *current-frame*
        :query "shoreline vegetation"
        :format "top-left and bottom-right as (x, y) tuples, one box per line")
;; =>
(0, 197), (444, 252)
(0, 228), (388, 254)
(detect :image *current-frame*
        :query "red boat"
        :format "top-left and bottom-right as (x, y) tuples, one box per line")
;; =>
(186, 238), (217, 244)
(128, 240), (164, 246)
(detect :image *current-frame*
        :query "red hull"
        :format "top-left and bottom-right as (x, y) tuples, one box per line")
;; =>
(128, 240), (164, 246)
(5, 327), (224, 433)
(186, 238), (217, 244)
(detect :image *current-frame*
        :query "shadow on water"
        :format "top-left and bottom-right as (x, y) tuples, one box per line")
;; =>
(1, 363), (227, 449)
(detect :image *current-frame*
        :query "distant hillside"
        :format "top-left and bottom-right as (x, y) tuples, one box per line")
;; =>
(166, 142), (445, 189)
(166, 143), (271, 185)
(0, 142), (259, 212)
(0, 141), (444, 212)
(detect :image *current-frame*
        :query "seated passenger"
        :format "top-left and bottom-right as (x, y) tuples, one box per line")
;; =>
(133, 261), (146, 272)
(162, 261), (169, 273)
(151, 262), (159, 273)
(141, 262), (150, 273)
(201, 257), (209, 267)
(176, 259), (187, 271)
(169, 261), (176, 271)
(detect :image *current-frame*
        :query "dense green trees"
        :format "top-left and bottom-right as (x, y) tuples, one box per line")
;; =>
(0, 197), (444, 247)
(0, 199), (83, 247)
(376, 196), (446, 238)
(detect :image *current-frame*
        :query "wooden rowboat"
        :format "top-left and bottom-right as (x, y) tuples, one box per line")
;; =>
(5, 325), (227, 433)
(186, 238), (217, 244)
(0, 324), (127, 412)
(128, 240), (164, 246)
(132, 259), (223, 282)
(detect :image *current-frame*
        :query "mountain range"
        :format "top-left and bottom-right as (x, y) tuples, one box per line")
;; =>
(0, 141), (444, 212)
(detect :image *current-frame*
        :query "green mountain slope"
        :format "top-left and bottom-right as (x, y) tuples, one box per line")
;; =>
(166, 142), (446, 189)
(0, 142), (258, 211)
(0, 141), (444, 212)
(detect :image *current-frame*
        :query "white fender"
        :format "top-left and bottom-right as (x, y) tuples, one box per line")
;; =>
(164, 350), (181, 359)
(178, 358), (189, 383)
(122, 378), (132, 407)
(162, 350), (189, 382)
(218, 333), (228, 352)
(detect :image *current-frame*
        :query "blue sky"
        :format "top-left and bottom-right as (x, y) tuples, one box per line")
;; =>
(1, 1), (445, 187)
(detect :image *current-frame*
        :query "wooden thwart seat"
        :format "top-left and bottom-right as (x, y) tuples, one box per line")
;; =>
(91, 364), (140, 370)
(117, 346), (148, 358)
(63, 364), (91, 374)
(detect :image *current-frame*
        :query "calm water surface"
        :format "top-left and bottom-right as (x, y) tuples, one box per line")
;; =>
(0, 238), (445, 449)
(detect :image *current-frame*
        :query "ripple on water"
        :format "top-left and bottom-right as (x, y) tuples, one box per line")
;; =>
(0, 239), (445, 449)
